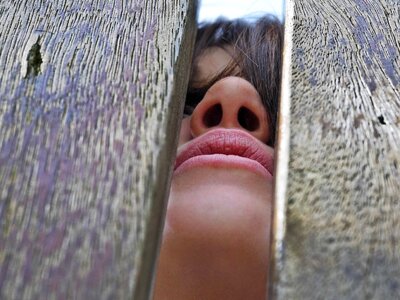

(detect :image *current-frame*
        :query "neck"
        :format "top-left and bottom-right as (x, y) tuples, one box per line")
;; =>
(153, 239), (268, 300)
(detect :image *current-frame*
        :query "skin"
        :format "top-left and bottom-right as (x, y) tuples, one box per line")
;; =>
(154, 47), (274, 300)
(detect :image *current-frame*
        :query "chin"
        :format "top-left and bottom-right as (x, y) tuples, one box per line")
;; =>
(161, 170), (272, 284)
(163, 166), (273, 265)
(155, 166), (272, 300)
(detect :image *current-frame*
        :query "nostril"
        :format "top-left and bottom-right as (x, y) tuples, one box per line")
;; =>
(238, 107), (260, 131)
(203, 103), (222, 128)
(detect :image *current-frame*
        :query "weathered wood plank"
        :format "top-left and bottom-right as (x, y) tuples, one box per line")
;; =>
(0, 0), (197, 299)
(271, 0), (400, 298)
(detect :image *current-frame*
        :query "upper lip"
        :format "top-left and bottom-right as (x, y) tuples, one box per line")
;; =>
(174, 129), (274, 175)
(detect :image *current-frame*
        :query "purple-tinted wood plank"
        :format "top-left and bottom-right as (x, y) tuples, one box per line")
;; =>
(271, 0), (400, 299)
(0, 0), (197, 299)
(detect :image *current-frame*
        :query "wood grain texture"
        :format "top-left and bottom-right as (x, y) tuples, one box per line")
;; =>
(271, 0), (400, 299)
(0, 0), (197, 299)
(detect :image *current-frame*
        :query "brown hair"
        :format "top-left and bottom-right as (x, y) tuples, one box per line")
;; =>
(185, 15), (283, 145)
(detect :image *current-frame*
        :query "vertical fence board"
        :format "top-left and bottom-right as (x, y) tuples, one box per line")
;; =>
(272, 0), (400, 299)
(0, 0), (197, 299)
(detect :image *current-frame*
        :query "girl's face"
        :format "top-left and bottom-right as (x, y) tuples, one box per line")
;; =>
(155, 46), (274, 299)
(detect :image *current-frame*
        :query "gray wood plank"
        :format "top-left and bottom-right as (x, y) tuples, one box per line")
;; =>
(271, 0), (400, 299)
(0, 0), (197, 299)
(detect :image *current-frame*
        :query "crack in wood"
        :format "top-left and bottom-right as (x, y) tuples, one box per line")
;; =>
(25, 37), (43, 78)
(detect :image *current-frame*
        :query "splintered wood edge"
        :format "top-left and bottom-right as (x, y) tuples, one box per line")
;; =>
(268, 0), (294, 298)
(133, 1), (199, 300)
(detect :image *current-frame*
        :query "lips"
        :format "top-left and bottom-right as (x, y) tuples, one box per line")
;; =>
(174, 129), (274, 177)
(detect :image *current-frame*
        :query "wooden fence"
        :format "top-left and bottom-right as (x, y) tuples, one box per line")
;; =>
(271, 0), (400, 299)
(0, 0), (197, 299)
(0, 0), (399, 299)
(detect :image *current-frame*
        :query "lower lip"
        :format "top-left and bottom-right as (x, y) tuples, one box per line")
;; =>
(174, 154), (273, 179)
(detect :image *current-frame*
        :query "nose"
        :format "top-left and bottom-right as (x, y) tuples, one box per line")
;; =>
(190, 76), (270, 143)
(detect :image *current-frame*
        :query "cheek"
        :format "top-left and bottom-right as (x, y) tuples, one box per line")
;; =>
(178, 117), (192, 146)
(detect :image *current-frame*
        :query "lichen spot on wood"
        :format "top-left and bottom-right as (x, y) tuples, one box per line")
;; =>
(25, 38), (43, 78)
